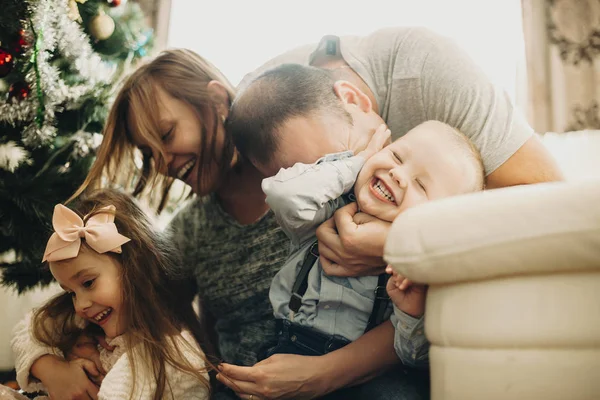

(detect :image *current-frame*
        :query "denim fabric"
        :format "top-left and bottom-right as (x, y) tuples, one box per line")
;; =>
(263, 320), (430, 400)
(323, 365), (430, 400)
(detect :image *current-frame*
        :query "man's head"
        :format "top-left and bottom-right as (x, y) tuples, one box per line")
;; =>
(228, 63), (384, 176)
(354, 120), (485, 222)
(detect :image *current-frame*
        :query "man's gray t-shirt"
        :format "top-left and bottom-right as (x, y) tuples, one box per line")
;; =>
(239, 27), (532, 175)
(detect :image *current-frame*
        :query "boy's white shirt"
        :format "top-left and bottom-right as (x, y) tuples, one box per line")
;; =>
(11, 312), (209, 400)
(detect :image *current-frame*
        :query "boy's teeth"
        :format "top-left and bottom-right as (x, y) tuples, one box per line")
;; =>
(375, 180), (395, 202)
(177, 159), (195, 180)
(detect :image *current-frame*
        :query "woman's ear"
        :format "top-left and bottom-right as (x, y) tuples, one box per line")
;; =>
(207, 80), (231, 118)
(333, 80), (373, 113)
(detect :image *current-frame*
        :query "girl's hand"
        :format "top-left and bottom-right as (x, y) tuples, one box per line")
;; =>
(216, 354), (329, 400)
(385, 266), (427, 318)
(31, 355), (102, 399)
(316, 203), (390, 277)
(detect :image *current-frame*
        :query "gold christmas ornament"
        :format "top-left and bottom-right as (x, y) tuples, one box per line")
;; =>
(89, 12), (115, 41)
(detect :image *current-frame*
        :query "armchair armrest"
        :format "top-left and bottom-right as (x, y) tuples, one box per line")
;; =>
(384, 181), (600, 284)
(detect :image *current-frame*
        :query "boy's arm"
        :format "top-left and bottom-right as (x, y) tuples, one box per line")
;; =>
(263, 152), (365, 244)
(390, 308), (430, 368)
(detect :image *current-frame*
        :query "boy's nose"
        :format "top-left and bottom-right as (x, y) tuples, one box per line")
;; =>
(389, 166), (408, 188)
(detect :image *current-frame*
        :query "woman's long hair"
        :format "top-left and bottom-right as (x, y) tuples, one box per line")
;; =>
(70, 49), (237, 212)
(32, 189), (215, 399)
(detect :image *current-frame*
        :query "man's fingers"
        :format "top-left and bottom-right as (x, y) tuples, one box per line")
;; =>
(333, 204), (359, 237)
(218, 364), (257, 382)
(216, 372), (255, 395)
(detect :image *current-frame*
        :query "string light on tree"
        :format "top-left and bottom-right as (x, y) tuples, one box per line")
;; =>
(0, 48), (14, 78)
(8, 82), (31, 101)
(12, 30), (27, 55)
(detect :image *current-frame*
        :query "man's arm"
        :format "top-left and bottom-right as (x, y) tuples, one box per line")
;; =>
(486, 134), (564, 188)
(216, 320), (399, 399)
(407, 27), (561, 184)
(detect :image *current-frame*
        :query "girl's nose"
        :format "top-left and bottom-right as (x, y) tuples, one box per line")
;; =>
(74, 294), (93, 315)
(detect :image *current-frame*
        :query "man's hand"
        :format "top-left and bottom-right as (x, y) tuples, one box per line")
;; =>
(216, 354), (330, 400)
(385, 266), (427, 318)
(316, 203), (391, 277)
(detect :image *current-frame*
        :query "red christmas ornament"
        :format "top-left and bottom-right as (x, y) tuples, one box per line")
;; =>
(106, 0), (121, 7)
(0, 48), (14, 78)
(8, 81), (31, 101)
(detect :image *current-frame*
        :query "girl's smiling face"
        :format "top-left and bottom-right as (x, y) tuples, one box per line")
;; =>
(50, 247), (125, 339)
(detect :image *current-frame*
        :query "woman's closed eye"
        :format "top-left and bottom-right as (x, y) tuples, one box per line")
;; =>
(416, 178), (426, 193)
(391, 150), (403, 164)
(161, 127), (174, 143)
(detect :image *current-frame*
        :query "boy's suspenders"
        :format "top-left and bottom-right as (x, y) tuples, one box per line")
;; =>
(288, 240), (390, 333)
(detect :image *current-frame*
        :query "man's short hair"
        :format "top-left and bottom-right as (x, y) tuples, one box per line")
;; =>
(227, 64), (352, 168)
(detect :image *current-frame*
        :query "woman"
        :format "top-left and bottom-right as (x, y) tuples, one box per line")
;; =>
(35, 49), (406, 399)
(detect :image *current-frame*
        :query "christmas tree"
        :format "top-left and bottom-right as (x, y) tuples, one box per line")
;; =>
(0, 0), (153, 292)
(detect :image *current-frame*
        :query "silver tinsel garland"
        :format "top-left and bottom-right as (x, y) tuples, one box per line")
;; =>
(0, 0), (115, 148)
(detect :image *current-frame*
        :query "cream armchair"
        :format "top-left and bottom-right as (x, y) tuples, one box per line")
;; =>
(384, 180), (600, 400)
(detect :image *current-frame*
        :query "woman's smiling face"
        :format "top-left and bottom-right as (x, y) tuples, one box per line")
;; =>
(129, 84), (227, 196)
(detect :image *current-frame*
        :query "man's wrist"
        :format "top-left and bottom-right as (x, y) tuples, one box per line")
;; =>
(312, 353), (344, 395)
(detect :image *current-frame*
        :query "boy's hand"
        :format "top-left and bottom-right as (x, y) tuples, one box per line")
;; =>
(357, 124), (391, 160)
(385, 265), (427, 318)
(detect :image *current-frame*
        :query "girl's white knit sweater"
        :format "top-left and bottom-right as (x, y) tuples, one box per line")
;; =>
(11, 313), (210, 399)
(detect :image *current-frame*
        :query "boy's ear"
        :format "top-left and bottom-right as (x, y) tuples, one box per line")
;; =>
(333, 80), (373, 113)
(207, 80), (231, 118)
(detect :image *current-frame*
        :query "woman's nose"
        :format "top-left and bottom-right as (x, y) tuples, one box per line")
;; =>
(152, 148), (174, 175)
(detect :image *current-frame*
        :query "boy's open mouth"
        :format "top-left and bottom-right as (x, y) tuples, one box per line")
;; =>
(370, 178), (396, 204)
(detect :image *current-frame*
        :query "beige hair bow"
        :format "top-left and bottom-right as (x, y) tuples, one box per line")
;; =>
(42, 204), (131, 262)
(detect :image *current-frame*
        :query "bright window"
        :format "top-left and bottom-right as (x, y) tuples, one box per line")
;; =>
(168, 0), (525, 100)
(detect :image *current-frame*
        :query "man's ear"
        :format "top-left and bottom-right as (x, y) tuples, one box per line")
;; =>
(207, 80), (231, 118)
(333, 80), (373, 113)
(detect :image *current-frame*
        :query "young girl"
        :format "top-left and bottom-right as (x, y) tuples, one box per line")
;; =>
(11, 189), (211, 400)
